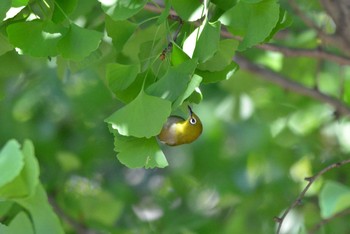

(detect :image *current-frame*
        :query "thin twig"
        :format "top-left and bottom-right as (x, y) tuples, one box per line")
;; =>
(274, 159), (350, 234)
(256, 44), (350, 66)
(288, 0), (319, 30)
(144, 3), (350, 66)
(308, 207), (350, 234)
(235, 56), (350, 117)
(48, 195), (97, 234)
(287, 0), (340, 49)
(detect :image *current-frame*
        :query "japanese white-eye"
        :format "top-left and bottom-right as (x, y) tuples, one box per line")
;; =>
(158, 106), (203, 146)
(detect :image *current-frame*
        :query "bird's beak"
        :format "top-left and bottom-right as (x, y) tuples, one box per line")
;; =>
(188, 105), (193, 116)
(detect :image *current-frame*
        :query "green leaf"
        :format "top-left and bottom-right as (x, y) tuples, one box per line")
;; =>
(197, 39), (238, 72)
(171, 43), (191, 66)
(219, 0), (280, 50)
(0, 0), (11, 21)
(112, 72), (147, 103)
(183, 21), (221, 63)
(14, 184), (64, 234)
(0, 140), (23, 188)
(241, 0), (264, 3)
(265, 9), (293, 42)
(197, 61), (239, 83)
(146, 59), (198, 102)
(211, 0), (237, 10)
(11, 0), (29, 7)
(173, 74), (203, 108)
(56, 151), (81, 172)
(0, 140), (39, 199)
(2, 212), (35, 234)
(105, 90), (172, 138)
(106, 63), (140, 92)
(320, 181), (350, 219)
(57, 23), (103, 61)
(52, 0), (78, 23)
(105, 16), (137, 52)
(100, 0), (147, 21)
(7, 20), (66, 57)
(114, 133), (168, 168)
(139, 40), (166, 72)
(0, 33), (14, 57)
(187, 87), (202, 104)
(157, 0), (171, 24)
(80, 190), (123, 225)
(122, 24), (167, 62)
(171, 0), (204, 22)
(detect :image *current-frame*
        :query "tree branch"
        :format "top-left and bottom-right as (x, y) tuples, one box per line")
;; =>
(308, 207), (350, 234)
(144, 3), (350, 66)
(274, 159), (350, 234)
(48, 195), (97, 234)
(235, 56), (350, 117)
(256, 44), (350, 66)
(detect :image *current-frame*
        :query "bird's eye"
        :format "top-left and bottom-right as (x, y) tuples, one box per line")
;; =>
(189, 117), (197, 125)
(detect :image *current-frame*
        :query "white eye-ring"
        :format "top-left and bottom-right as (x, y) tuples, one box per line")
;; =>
(189, 117), (197, 125)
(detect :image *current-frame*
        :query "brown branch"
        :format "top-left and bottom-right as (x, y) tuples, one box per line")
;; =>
(144, 3), (350, 66)
(288, 0), (320, 30)
(274, 159), (350, 234)
(308, 207), (350, 234)
(235, 56), (350, 117)
(48, 195), (97, 234)
(256, 44), (350, 66)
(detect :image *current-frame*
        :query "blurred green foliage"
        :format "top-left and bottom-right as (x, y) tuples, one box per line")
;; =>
(1, 0), (350, 234)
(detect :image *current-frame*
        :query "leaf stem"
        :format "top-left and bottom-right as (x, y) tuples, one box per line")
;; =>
(53, 0), (72, 23)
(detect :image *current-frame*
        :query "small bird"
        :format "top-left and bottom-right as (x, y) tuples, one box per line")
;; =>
(158, 106), (203, 146)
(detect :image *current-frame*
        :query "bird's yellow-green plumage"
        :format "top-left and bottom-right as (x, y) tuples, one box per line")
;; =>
(158, 106), (203, 146)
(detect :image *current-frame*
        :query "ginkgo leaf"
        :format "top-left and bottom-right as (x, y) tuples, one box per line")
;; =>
(57, 24), (103, 61)
(219, 0), (279, 50)
(105, 90), (171, 138)
(146, 59), (197, 102)
(113, 133), (168, 168)
(0, 140), (23, 188)
(183, 21), (221, 63)
(100, 0), (147, 21)
(7, 20), (66, 57)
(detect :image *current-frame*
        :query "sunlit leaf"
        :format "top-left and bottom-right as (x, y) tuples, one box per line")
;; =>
(183, 21), (221, 63)
(0, 212), (34, 234)
(100, 0), (147, 21)
(122, 24), (167, 62)
(0, 140), (23, 188)
(52, 0), (78, 23)
(7, 20), (66, 57)
(320, 181), (350, 219)
(0, 140), (40, 199)
(114, 133), (168, 168)
(219, 0), (279, 50)
(197, 61), (239, 83)
(211, 0), (237, 10)
(15, 184), (64, 234)
(57, 23), (103, 61)
(105, 16), (137, 52)
(106, 63), (140, 92)
(173, 74), (202, 108)
(171, 43), (191, 66)
(0, 0), (11, 21)
(171, 0), (204, 22)
(146, 59), (197, 102)
(12, 0), (29, 7)
(197, 39), (238, 72)
(0, 33), (14, 56)
(105, 90), (172, 138)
